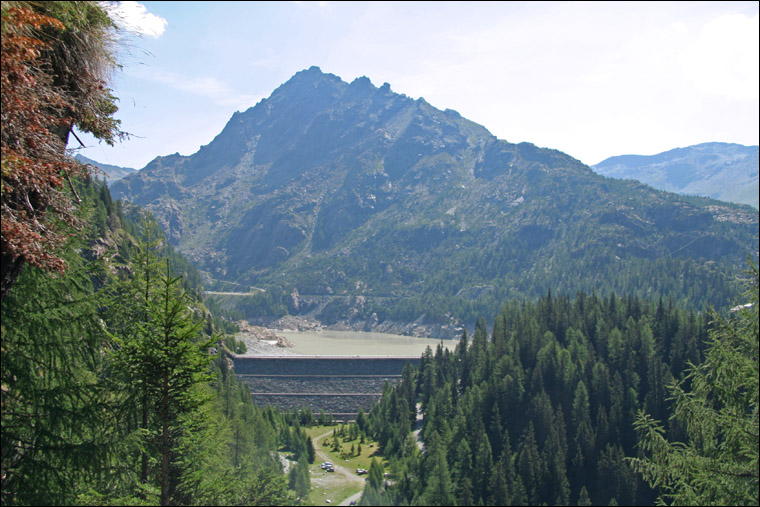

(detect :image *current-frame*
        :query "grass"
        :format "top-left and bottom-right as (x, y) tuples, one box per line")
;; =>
(307, 425), (388, 469)
(304, 425), (387, 506)
(307, 475), (362, 506)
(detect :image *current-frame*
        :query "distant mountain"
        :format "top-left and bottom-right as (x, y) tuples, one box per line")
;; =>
(593, 143), (759, 209)
(111, 67), (759, 334)
(75, 154), (137, 184)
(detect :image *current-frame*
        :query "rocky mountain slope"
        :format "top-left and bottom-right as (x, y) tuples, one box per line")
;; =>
(593, 143), (759, 209)
(111, 67), (759, 334)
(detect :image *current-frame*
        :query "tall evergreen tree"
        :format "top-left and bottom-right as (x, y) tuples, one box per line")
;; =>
(288, 459), (310, 501)
(106, 213), (164, 489)
(420, 446), (456, 506)
(148, 262), (214, 505)
(630, 262), (759, 506)
(1, 245), (120, 504)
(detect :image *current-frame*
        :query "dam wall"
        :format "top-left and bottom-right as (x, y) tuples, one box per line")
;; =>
(232, 355), (420, 419)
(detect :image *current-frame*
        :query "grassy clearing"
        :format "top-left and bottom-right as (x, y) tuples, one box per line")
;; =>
(307, 473), (362, 506)
(305, 425), (387, 505)
(307, 425), (388, 470)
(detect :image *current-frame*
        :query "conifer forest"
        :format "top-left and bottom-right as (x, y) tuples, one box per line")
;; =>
(1, 2), (758, 506)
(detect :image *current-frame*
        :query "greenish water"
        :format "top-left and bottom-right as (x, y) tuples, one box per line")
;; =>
(278, 329), (455, 356)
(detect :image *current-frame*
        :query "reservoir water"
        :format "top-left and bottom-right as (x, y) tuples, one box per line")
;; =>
(277, 329), (455, 356)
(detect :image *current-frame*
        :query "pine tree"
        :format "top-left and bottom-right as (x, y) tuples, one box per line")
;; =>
(368, 457), (384, 490)
(488, 451), (510, 506)
(146, 261), (214, 505)
(577, 485), (592, 506)
(288, 459), (310, 500)
(630, 262), (759, 506)
(108, 251), (214, 505)
(106, 214), (165, 490)
(420, 446), (456, 506)
(472, 428), (493, 503)
(360, 457), (386, 506)
(307, 435), (316, 463)
(517, 422), (542, 505)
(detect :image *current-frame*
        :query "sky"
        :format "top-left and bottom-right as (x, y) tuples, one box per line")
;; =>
(72, 1), (760, 170)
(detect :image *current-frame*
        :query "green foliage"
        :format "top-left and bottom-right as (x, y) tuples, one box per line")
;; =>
(111, 68), (757, 331)
(1, 186), (295, 505)
(135, 260), (213, 504)
(288, 459), (310, 500)
(1, 241), (119, 505)
(363, 289), (717, 506)
(360, 458), (388, 506)
(629, 262), (759, 505)
(420, 446), (456, 506)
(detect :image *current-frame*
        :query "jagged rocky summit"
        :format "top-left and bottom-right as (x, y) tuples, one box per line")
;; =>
(111, 66), (759, 335)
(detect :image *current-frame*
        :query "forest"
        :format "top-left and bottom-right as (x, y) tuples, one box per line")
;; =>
(357, 278), (759, 506)
(3, 175), (757, 506)
(1, 176), (307, 505)
(2, 2), (758, 506)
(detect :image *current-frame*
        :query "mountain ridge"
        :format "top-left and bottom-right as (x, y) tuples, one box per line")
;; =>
(110, 67), (759, 335)
(593, 142), (759, 209)
(75, 154), (137, 184)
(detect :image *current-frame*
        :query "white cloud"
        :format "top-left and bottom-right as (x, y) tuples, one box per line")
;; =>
(680, 12), (759, 101)
(146, 70), (260, 109)
(105, 1), (168, 38)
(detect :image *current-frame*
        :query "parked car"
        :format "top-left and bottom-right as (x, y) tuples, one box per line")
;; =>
(326, 466), (335, 472)
(356, 468), (367, 475)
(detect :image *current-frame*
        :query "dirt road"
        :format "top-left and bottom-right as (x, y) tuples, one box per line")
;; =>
(311, 429), (365, 505)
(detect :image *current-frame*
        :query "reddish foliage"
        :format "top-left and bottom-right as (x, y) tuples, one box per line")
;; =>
(1, 6), (108, 290)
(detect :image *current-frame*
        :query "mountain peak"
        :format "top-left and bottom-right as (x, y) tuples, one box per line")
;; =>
(277, 66), (342, 90)
(110, 68), (758, 332)
(349, 75), (373, 88)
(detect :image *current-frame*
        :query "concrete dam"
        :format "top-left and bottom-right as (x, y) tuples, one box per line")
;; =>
(232, 355), (421, 420)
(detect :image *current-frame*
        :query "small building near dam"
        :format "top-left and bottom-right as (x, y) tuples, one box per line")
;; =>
(232, 355), (421, 420)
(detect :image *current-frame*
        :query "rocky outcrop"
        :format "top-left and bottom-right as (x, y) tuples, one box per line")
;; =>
(236, 320), (294, 352)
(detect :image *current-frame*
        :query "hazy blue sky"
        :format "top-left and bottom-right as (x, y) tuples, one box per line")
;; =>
(73, 1), (759, 170)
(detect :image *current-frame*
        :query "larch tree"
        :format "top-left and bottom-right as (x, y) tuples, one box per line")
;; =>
(0, 240), (119, 505)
